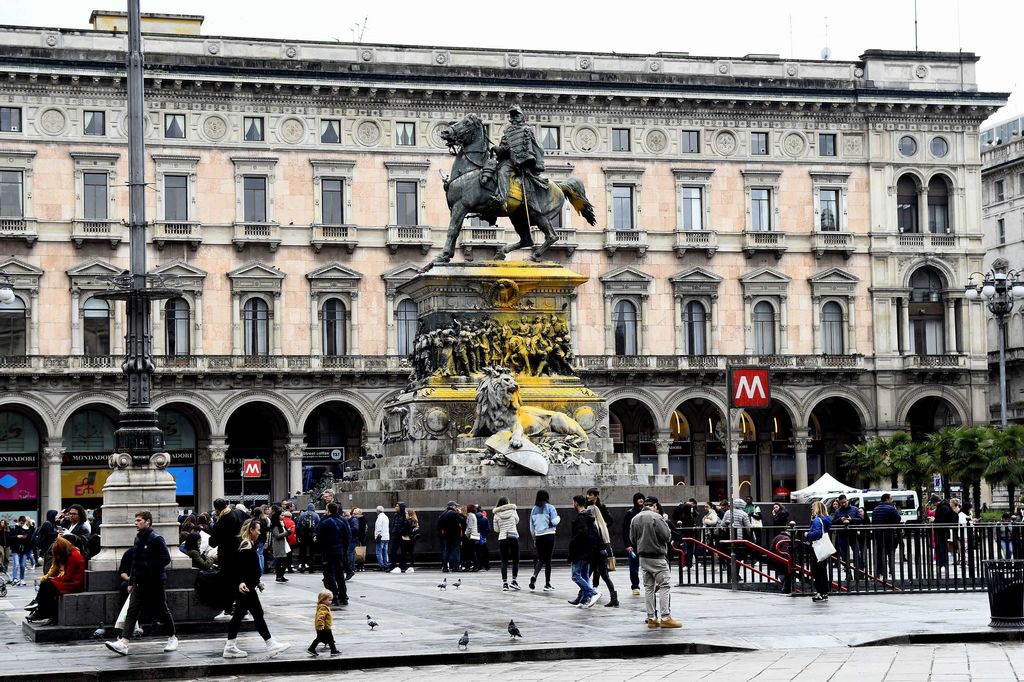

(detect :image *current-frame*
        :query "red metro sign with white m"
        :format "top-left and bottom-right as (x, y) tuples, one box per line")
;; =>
(729, 367), (771, 408)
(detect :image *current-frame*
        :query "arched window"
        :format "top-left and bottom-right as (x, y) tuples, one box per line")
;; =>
(927, 176), (950, 233)
(753, 301), (776, 355)
(0, 295), (27, 356)
(322, 298), (347, 356)
(821, 301), (844, 355)
(683, 300), (707, 356)
(164, 297), (190, 356)
(82, 297), (110, 356)
(896, 175), (919, 233)
(396, 298), (418, 358)
(63, 409), (116, 452)
(242, 297), (269, 356)
(613, 300), (638, 356)
(909, 268), (946, 355)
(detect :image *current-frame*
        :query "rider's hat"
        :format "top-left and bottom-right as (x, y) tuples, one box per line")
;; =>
(507, 104), (524, 117)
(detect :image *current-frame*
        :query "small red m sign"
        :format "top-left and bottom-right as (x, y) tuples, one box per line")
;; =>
(729, 367), (771, 408)
(242, 459), (262, 478)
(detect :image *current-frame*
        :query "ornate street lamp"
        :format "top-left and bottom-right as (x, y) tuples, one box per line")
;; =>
(965, 269), (1024, 428)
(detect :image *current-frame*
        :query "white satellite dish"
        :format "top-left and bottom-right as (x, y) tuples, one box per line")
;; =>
(821, 47), (832, 60)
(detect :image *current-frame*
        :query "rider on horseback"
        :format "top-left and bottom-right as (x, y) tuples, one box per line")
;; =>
(488, 105), (548, 215)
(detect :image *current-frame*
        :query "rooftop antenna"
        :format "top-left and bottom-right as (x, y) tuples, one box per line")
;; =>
(820, 16), (831, 60)
(914, 0), (919, 51)
(351, 16), (368, 43)
(788, 14), (794, 59)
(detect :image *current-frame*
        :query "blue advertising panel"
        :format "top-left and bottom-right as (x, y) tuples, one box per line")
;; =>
(167, 466), (195, 496)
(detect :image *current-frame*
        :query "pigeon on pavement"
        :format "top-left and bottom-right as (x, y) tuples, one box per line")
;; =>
(92, 624), (106, 639)
(437, 578), (447, 591)
(452, 578), (462, 589)
(458, 629), (469, 649)
(366, 614), (378, 630)
(507, 619), (522, 639)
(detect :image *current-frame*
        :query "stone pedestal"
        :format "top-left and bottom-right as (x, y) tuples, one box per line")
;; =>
(89, 452), (190, 572)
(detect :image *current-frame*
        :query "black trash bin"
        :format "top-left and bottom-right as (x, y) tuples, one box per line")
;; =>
(984, 560), (1024, 628)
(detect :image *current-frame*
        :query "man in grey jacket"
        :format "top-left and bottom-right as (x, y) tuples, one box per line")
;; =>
(629, 496), (680, 629)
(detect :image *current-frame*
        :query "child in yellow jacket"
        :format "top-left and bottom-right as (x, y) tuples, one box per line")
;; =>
(307, 590), (340, 656)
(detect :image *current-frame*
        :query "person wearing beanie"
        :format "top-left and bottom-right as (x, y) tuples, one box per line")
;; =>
(373, 505), (390, 571)
(622, 492), (646, 596)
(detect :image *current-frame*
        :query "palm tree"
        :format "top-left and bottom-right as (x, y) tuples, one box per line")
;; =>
(891, 439), (935, 518)
(982, 424), (1024, 511)
(875, 431), (913, 489)
(841, 440), (885, 487)
(943, 425), (988, 513)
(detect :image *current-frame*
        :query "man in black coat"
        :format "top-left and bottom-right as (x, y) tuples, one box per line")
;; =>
(568, 495), (602, 607)
(932, 494), (958, 570)
(871, 493), (902, 579)
(208, 499), (248, 620)
(317, 503), (350, 606)
(437, 501), (466, 573)
(104, 511), (176, 656)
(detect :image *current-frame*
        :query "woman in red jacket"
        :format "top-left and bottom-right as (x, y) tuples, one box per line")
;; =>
(26, 536), (84, 625)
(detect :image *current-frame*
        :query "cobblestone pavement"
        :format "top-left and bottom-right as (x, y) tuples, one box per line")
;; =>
(0, 562), (1015, 680)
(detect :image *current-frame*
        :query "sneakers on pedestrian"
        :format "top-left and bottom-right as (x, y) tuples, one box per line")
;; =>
(265, 638), (290, 658)
(18, 580), (25, 587)
(243, 613), (254, 622)
(631, 588), (641, 596)
(510, 580), (521, 591)
(389, 567), (401, 573)
(163, 636), (178, 652)
(659, 617), (682, 629)
(646, 618), (660, 629)
(213, 612), (232, 622)
(529, 576), (536, 590)
(223, 641), (248, 658)
(134, 624), (144, 637)
(502, 583), (510, 592)
(543, 584), (555, 591)
(307, 645), (319, 657)
(584, 592), (601, 608)
(406, 567), (414, 573)
(105, 640), (129, 656)
(275, 577), (288, 583)
(812, 593), (827, 603)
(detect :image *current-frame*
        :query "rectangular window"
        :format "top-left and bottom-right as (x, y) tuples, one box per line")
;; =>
(819, 189), (839, 231)
(243, 176), (267, 222)
(540, 126), (560, 151)
(999, 218), (1006, 245)
(681, 130), (700, 154)
(996, 180), (1005, 202)
(164, 175), (188, 221)
(611, 128), (631, 152)
(322, 178), (344, 224)
(0, 107), (22, 133)
(320, 119), (341, 144)
(751, 132), (769, 155)
(0, 171), (23, 217)
(164, 113), (186, 139)
(681, 187), (703, 230)
(819, 133), (837, 157)
(84, 110), (105, 136)
(83, 316), (110, 356)
(751, 188), (771, 231)
(396, 180), (417, 225)
(83, 172), (108, 220)
(243, 116), (264, 142)
(612, 185), (634, 230)
(912, 318), (944, 355)
(396, 122), (416, 146)
(1019, 173), (1024, 195)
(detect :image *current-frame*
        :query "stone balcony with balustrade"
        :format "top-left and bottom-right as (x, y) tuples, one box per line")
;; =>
(459, 225), (505, 258)
(603, 228), (648, 254)
(0, 217), (37, 247)
(153, 221), (202, 250)
(311, 223), (358, 253)
(386, 225), (432, 254)
(232, 222), (281, 251)
(71, 219), (126, 248)
(811, 231), (854, 259)
(673, 229), (718, 258)
(870, 230), (979, 254)
(742, 230), (787, 259)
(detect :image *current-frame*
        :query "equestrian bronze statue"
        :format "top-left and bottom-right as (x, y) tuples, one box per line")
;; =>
(435, 108), (596, 264)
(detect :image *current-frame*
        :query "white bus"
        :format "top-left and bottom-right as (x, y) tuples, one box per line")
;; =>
(820, 490), (920, 524)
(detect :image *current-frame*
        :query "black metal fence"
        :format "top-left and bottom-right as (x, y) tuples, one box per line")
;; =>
(672, 523), (1015, 594)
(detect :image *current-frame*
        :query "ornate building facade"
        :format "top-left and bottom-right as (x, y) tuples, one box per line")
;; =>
(0, 13), (1006, 518)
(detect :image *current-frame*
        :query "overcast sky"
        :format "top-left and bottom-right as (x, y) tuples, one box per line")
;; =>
(4, 0), (1021, 126)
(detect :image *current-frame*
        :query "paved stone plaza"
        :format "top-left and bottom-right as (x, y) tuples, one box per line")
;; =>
(0, 564), (1021, 680)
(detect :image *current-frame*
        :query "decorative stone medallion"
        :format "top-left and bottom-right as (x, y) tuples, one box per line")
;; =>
(429, 122), (449, 148)
(206, 41), (220, 55)
(44, 34), (58, 47)
(507, 54), (520, 68)
(573, 406), (597, 432)
(356, 120), (381, 146)
(360, 48), (373, 62)
(786, 64), (798, 77)
(717, 61), (731, 75)
(39, 108), (66, 135)
(914, 64), (928, 79)
(202, 115), (227, 141)
(433, 51), (448, 65)
(782, 132), (806, 157)
(843, 134), (864, 156)
(280, 117), (305, 144)
(424, 407), (450, 435)
(649, 60), (662, 72)
(713, 130), (737, 155)
(284, 45), (298, 59)
(578, 56), (592, 70)
(645, 129), (668, 153)
(853, 67), (864, 78)
(574, 126), (599, 152)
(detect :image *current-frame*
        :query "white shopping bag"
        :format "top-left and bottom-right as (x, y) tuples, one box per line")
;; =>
(114, 595), (131, 630)
(812, 534), (836, 562)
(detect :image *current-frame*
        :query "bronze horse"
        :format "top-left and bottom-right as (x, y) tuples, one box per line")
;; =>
(435, 114), (596, 263)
